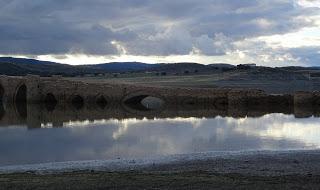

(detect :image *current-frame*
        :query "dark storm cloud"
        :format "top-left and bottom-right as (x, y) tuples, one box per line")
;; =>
(0, 0), (318, 56)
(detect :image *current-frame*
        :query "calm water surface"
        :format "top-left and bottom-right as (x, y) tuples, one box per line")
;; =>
(0, 112), (320, 166)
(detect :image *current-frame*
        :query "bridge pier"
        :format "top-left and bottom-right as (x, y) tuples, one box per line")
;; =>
(25, 75), (42, 103)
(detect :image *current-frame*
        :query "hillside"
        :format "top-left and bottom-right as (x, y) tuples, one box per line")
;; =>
(147, 63), (222, 74)
(0, 57), (161, 76)
(89, 62), (159, 72)
(0, 57), (319, 78)
(0, 62), (32, 76)
(0, 57), (99, 76)
(0, 57), (229, 76)
(0, 57), (59, 65)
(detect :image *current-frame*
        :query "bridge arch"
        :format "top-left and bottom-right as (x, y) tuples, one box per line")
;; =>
(122, 91), (165, 111)
(0, 83), (5, 120)
(15, 84), (27, 103)
(70, 94), (85, 110)
(212, 97), (228, 110)
(14, 84), (27, 118)
(0, 83), (4, 102)
(44, 93), (58, 111)
(96, 95), (108, 109)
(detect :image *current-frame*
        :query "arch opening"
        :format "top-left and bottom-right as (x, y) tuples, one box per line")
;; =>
(15, 84), (27, 118)
(0, 84), (4, 102)
(124, 95), (164, 111)
(96, 95), (108, 109)
(0, 103), (4, 121)
(314, 98), (320, 107)
(44, 93), (58, 111)
(0, 84), (5, 120)
(71, 95), (84, 110)
(213, 97), (228, 110)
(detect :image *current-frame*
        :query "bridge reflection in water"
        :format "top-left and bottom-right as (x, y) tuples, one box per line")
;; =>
(1, 98), (320, 167)
(0, 98), (319, 129)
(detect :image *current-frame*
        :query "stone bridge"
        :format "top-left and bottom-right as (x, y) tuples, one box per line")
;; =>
(0, 75), (230, 105)
(0, 75), (319, 116)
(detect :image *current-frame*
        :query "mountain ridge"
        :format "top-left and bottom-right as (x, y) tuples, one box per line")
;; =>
(1, 56), (314, 77)
(0, 57), (238, 76)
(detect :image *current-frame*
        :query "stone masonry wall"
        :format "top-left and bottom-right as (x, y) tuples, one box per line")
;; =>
(0, 75), (311, 110)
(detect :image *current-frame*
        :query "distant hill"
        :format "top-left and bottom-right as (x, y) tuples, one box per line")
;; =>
(0, 57), (59, 65)
(148, 63), (212, 73)
(0, 57), (226, 76)
(0, 62), (33, 76)
(0, 57), (161, 76)
(90, 62), (236, 74)
(0, 56), (318, 77)
(90, 62), (159, 72)
(280, 66), (320, 72)
(146, 62), (237, 74)
(0, 57), (99, 76)
(209, 63), (235, 68)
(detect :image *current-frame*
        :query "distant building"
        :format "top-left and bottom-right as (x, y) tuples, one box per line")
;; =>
(244, 63), (257, 67)
(237, 63), (257, 69)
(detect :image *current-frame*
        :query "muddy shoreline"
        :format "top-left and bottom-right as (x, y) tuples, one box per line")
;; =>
(1, 150), (320, 189)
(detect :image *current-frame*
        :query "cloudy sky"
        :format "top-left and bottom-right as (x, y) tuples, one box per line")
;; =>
(0, 0), (319, 66)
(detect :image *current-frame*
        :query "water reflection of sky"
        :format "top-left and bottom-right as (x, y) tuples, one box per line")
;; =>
(0, 114), (320, 166)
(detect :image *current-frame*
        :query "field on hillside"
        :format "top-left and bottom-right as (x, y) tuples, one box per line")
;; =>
(70, 69), (320, 94)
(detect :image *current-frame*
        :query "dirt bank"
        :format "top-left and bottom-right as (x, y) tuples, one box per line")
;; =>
(1, 171), (319, 190)
(1, 151), (320, 189)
